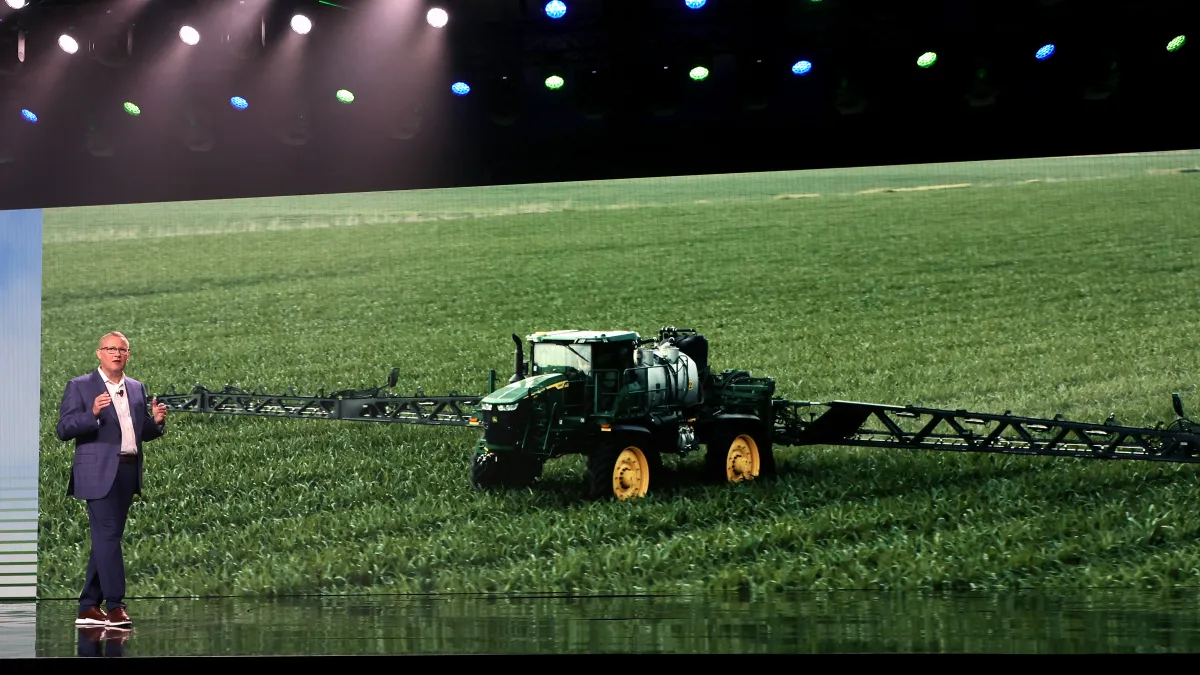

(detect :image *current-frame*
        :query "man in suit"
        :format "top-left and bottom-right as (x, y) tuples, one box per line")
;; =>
(57, 331), (168, 629)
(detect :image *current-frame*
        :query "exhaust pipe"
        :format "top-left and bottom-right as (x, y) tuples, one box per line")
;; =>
(509, 333), (527, 383)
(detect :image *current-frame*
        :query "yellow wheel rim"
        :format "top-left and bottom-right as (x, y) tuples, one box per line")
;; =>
(612, 446), (650, 501)
(725, 434), (760, 482)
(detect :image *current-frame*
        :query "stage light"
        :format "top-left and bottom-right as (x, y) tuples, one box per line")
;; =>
(545, 75), (564, 90)
(291, 15), (312, 35)
(427, 8), (449, 28)
(685, 0), (706, 8)
(689, 66), (709, 81)
(4, 0), (26, 8)
(451, 81), (470, 96)
(180, 26), (200, 45)
(792, 60), (813, 75)
(917, 52), (937, 68)
(20, 109), (36, 123)
(58, 34), (79, 54)
(336, 89), (355, 103)
(230, 96), (249, 110)
(1036, 44), (1056, 60)
(545, 1), (566, 19)
(123, 102), (141, 116)
(0, 28), (26, 76)
(90, 23), (134, 68)
(1167, 35), (1186, 52)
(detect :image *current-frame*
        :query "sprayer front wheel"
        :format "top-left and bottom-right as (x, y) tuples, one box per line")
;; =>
(588, 435), (662, 501)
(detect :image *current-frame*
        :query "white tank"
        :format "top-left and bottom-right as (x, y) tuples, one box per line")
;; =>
(635, 347), (657, 368)
(657, 344), (680, 363)
(644, 349), (700, 407)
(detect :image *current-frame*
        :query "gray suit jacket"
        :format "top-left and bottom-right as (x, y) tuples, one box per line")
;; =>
(57, 370), (166, 500)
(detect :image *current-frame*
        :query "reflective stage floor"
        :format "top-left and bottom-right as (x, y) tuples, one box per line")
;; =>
(5, 590), (1200, 658)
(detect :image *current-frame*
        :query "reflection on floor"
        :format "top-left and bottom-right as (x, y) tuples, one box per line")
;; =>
(0, 603), (35, 659)
(7, 590), (1200, 657)
(74, 625), (130, 658)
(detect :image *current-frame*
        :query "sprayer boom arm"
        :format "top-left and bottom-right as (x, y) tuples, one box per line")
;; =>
(155, 384), (481, 426)
(773, 398), (1200, 463)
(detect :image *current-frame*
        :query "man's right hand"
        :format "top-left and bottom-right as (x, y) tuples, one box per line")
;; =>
(93, 393), (112, 417)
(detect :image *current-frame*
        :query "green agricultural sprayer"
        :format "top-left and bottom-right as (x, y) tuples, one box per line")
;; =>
(153, 326), (1200, 500)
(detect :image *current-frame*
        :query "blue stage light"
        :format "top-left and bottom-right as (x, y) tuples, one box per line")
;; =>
(20, 109), (37, 123)
(230, 96), (249, 110)
(545, 1), (566, 19)
(1036, 44), (1056, 60)
(792, 60), (813, 76)
(685, 0), (707, 8)
(452, 82), (471, 96)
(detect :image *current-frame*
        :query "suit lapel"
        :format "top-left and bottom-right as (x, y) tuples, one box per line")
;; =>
(85, 371), (115, 424)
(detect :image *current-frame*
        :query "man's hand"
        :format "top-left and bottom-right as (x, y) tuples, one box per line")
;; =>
(152, 397), (167, 425)
(92, 393), (112, 417)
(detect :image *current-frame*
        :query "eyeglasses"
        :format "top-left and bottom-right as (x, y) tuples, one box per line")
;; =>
(99, 347), (130, 355)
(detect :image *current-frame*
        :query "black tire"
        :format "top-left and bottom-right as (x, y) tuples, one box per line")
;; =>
(704, 423), (776, 483)
(471, 452), (542, 491)
(587, 434), (662, 501)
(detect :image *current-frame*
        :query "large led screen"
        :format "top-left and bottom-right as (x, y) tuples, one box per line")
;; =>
(27, 150), (1200, 600)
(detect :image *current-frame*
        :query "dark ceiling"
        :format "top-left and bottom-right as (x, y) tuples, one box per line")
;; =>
(0, 0), (1196, 208)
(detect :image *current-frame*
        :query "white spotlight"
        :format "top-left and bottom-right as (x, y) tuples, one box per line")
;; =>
(4, 0), (27, 9)
(179, 26), (200, 46)
(58, 34), (79, 54)
(427, 8), (449, 28)
(290, 14), (312, 35)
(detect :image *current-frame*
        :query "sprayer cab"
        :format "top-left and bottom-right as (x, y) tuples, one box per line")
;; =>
(526, 330), (640, 375)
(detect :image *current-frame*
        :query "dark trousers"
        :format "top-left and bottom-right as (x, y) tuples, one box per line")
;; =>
(79, 461), (138, 613)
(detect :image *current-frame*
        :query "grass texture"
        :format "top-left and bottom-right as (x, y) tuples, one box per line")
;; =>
(36, 150), (1200, 598)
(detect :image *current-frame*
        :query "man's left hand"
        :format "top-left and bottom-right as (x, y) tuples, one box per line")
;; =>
(152, 397), (168, 424)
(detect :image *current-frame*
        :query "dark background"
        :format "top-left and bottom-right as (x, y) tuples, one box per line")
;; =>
(0, 0), (1196, 209)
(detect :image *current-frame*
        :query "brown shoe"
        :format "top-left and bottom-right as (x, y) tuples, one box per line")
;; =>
(76, 607), (108, 626)
(106, 607), (132, 627)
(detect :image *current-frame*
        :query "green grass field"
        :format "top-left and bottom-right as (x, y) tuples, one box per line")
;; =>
(37, 150), (1200, 598)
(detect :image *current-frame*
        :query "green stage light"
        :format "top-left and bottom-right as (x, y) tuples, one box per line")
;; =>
(917, 52), (938, 68)
(123, 102), (141, 116)
(545, 75), (564, 90)
(689, 66), (710, 81)
(1167, 35), (1186, 52)
(336, 89), (355, 103)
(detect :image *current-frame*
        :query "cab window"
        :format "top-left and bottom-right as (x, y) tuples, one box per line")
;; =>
(531, 343), (592, 373)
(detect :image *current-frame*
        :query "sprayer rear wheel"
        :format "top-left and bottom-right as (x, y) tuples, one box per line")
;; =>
(705, 424), (775, 483)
